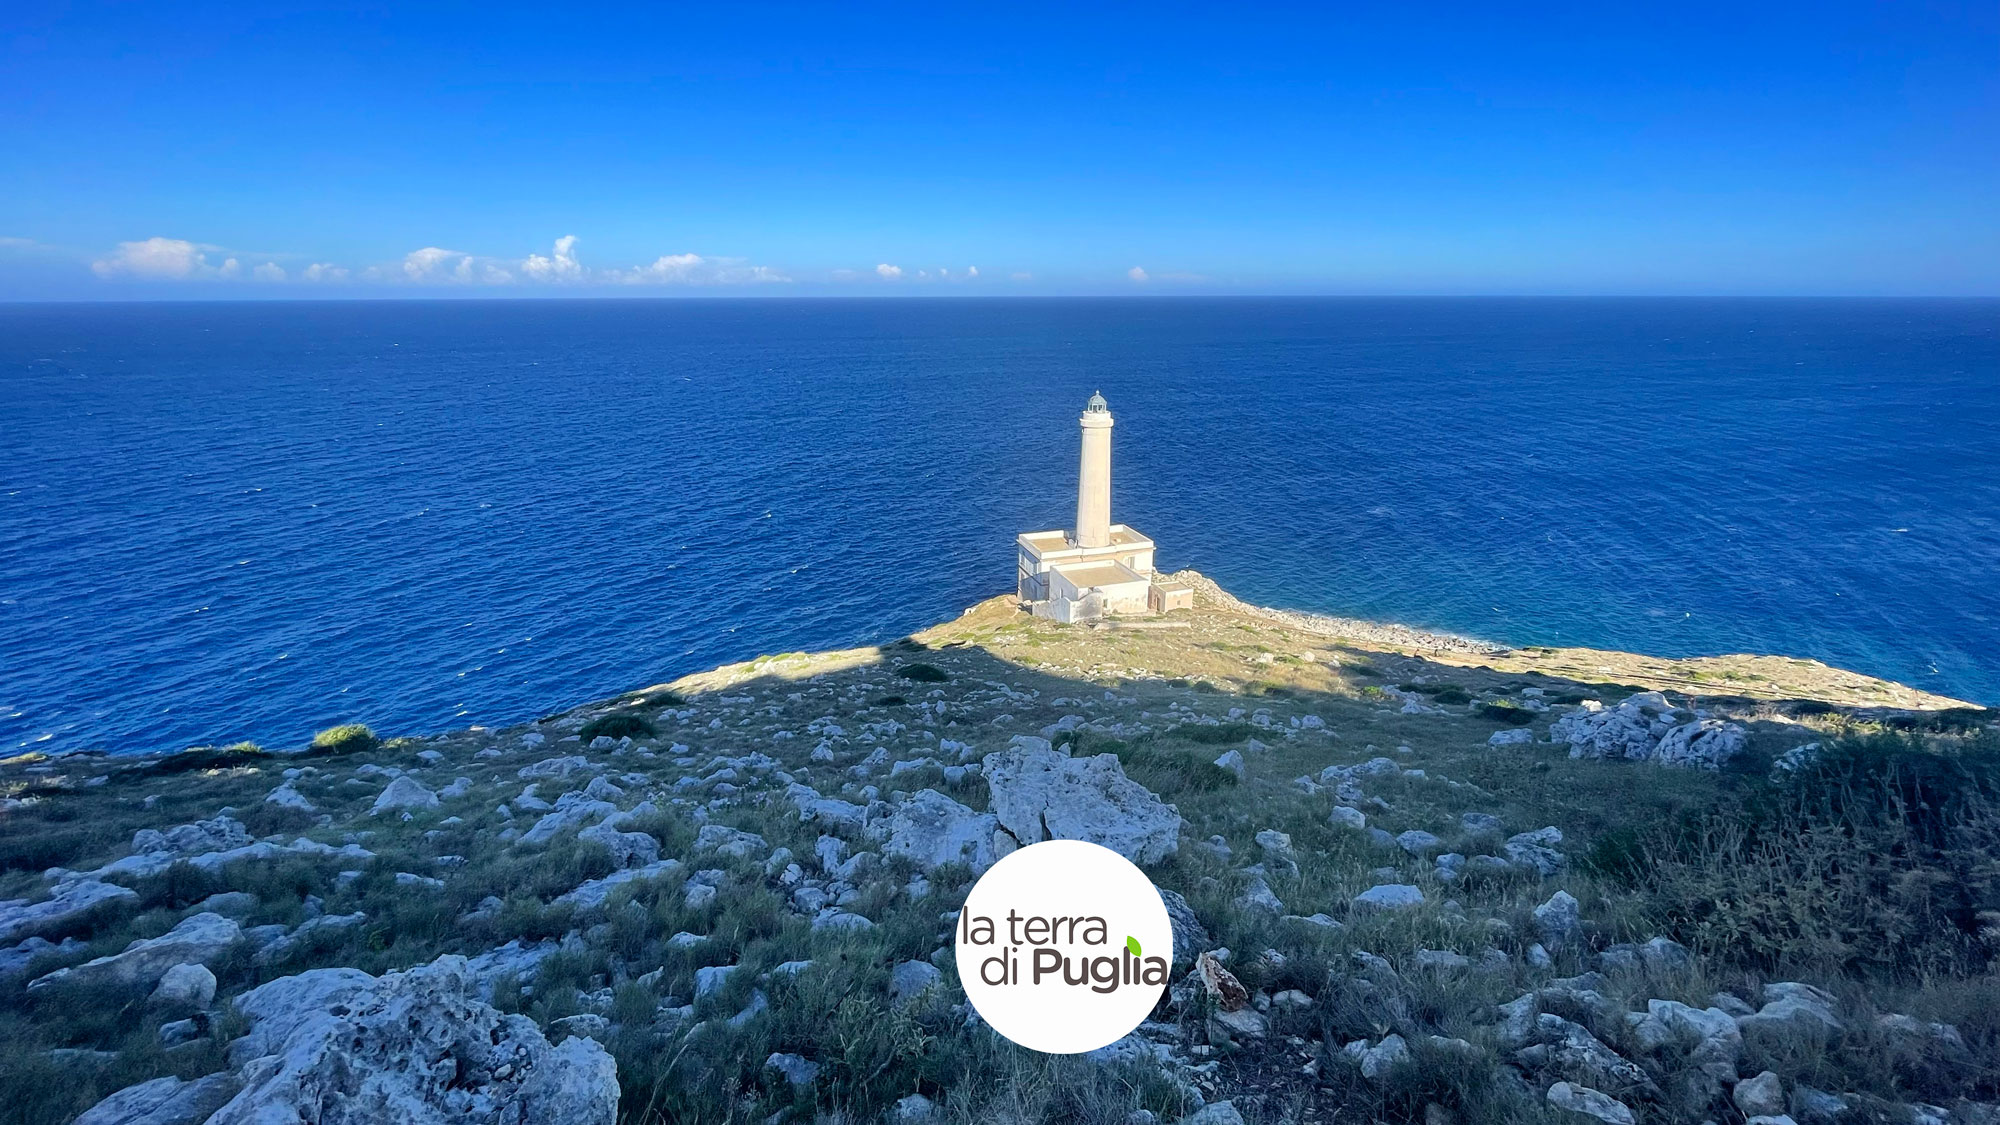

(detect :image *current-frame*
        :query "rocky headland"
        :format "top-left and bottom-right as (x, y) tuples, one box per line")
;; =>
(2, 573), (1994, 1125)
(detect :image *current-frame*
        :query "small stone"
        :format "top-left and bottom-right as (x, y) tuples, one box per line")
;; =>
(1352, 884), (1424, 912)
(1735, 1071), (1785, 1118)
(1533, 891), (1581, 948)
(765, 1051), (820, 1087)
(889, 960), (942, 1006)
(149, 963), (217, 1010)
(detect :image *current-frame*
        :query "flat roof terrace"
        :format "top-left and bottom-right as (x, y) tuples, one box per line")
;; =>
(1053, 560), (1146, 589)
(1017, 526), (1155, 559)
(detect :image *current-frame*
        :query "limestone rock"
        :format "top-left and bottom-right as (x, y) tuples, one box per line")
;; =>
(265, 781), (317, 812)
(1736, 1071), (1786, 1118)
(1180, 1103), (1246, 1125)
(205, 954), (618, 1125)
(1653, 719), (1749, 769)
(554, 860), (685, 912)
(1213, 749), (1246, 779)
(1534, 891), (1582, 948)
(889, 959), (943, 1006)
(577, 820), (660, 869)
(29, 912), (241, 994)
(1505, 827), (1568, 877)
(132, 816), (252, 858)
(1546, 1081), (1635, 1125)
(1234, 874), (1285, 917)
(867, 789), (998, 872)
(1488, 728), (1534, 747)
(695, 824), (769, 859)
(372, 776), (440, 813)
(72, 1073), (242, 1125)
(1329, 805), (1367, 829)
(0, 879), (138, 944)
(1356, 1033), (1409, 1080)
(1738, 982), (1843, 1044)
(1396, 829), (1442, 855)
(1551, 692), (1747, 770)
(149, 963), (217, 1010)
(981, 745), (1184, 865)
(766, 1052), (820, 1088)
(1352, 884), (1424, 912)
(1158, 888), (1209, 967)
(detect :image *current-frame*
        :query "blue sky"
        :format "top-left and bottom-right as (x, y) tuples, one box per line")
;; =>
(3, 2), (1996, 298)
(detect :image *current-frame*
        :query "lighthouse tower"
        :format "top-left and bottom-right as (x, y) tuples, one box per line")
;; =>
(1075, 391), (1114, 549)
(1015, 392), (1193, 622)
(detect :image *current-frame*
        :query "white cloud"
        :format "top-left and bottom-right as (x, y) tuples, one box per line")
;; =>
(521, 234), (584, 282)
(253, 262), (286, 282)
(967, 266), (979, 277)
(402, 246), (463, 281)
(1127, 266), (1149, 282)
(302, 263), (349, 282)
(876, 263), (903, 279)
(217, 258), (241, 278)
(605, 252), (790, 286)
(613, 252), (705, 284)
(92, 237), (214, 279)
(714, 263), (789, 284)
(482, 264), (514, 284)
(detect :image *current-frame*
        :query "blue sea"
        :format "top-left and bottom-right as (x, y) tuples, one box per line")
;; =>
(3, 298), (1996, 756)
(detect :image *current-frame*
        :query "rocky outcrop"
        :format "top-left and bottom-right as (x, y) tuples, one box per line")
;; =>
(980, 745), (1183, 864)
(867, 789), (998, 871)
(0, 879), (137, 944)
(122, 954), (622, 1124)
(1551, 692), (1748, 770)
(28, 912), (241, 995)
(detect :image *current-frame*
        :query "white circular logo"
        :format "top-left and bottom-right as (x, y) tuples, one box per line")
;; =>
(955, 839), (1173, 1054)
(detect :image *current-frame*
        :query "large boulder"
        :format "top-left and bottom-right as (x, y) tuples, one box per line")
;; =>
(867, 789), (998, 871)
(132, 816), (252, 859)
(28, 912), (241, 995)
(980, 746), (1183, 865)
(0, 879), (138, 944)
(1550, 693), (1747, 770)
(191, 954), (618, 1124)
(1653, 719), (1749, 770)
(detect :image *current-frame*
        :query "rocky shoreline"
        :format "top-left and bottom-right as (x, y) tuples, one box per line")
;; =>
(1, 578), (1992, 1125)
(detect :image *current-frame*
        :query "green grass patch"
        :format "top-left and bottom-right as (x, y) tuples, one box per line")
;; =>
(302, 724), (379, 757)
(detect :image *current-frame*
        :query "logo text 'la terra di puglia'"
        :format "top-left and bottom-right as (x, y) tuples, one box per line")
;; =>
(958, 910), (1170, 992)
(954, 840), (1173, 1054)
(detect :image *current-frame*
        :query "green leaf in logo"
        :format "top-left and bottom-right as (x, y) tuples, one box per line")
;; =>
(1126, 935), (1142, 957)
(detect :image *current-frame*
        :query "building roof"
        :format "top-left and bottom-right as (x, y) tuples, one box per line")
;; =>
(1053, 560), (1146, 590)
(1017, 525), (1154, 559)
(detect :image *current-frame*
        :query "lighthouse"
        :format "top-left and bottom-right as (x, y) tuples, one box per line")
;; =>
(1015, 392), (1193, 622)
(1075, 391), (1113, 549)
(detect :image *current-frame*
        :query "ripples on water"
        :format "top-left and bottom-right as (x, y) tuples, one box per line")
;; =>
(2, 298), (1995, 755)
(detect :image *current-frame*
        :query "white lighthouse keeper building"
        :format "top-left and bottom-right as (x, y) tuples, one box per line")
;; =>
(1016, 392), (1193, 622)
